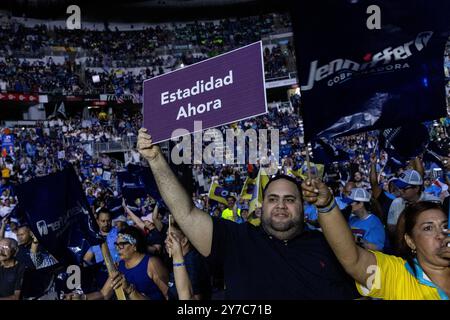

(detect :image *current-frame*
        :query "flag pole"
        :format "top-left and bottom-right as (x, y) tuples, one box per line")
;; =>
(305, 142), (312, 182)
(295, 91), (312, 182)
(168, 214), (172, 258)
(101, 243), (127, 300)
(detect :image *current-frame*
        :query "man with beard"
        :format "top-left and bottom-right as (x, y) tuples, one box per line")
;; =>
(83, 209), (127, 290)
(83, 210), (122, 265)
(137, 128), (358, 299)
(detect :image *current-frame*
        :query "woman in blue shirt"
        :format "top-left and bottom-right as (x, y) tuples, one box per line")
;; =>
(76, 226), (169, 300)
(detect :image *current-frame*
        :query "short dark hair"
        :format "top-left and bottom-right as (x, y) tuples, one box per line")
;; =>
(226, 196), (236, 202)
(98, 210), (112, 217)
(262, 174), (303, 202)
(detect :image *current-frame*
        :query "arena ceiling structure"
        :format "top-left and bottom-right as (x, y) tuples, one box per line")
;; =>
(0, 0), (290, 21)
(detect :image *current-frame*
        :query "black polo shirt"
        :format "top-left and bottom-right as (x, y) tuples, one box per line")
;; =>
(0, 262), (25, 298)
(208, 217), (359, 300)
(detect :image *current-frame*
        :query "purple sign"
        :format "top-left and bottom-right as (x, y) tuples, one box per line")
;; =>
(143, 41), (267, 143)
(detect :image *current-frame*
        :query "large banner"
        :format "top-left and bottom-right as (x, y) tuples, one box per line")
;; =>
(16, 166), (101, 265)
(143, 41), (267, 143)
(291, 0), (449, 141)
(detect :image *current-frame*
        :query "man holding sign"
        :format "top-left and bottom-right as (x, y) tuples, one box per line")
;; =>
(137, 129), (358, 299)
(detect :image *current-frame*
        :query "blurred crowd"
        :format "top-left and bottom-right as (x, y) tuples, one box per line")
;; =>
(0, 14), (296, 96)
(0, 10), (449, 301)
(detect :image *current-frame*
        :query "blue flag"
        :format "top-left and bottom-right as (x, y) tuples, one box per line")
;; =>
(117, 164), (164, 206)
(379, 123), (430, 162)
(291, 0), (449, 141)
(311, 138), (350, 165)
(16, 166), (102, 265)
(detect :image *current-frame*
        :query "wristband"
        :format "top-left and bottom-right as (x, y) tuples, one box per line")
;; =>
(317, 197), (337, 214)
(173, 262), (185, 267)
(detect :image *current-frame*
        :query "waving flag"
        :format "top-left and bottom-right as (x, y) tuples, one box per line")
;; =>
(291, 0), (449, 140)
(240, 176), (256, 200)
(379, 123), (430, 162)
(16, 166), (102, 265)
(290, 163), (325, 181)
(208, 182), (231, 205)
(311, 138), (350, 165)
(248, 169), (270, 214)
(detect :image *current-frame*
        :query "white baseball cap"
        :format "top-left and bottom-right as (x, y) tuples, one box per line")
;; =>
(393, 170), (423, 189)
(343, 188), (371, 203)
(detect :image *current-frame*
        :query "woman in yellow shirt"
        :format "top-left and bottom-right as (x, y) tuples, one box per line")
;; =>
(302, 179), (449, 300)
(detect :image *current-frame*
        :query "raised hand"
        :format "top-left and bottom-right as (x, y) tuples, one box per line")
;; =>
(442, 157), (450, 171)
(165, 231), (184, 260)
(137, 128), (161, 162)
(1, 215), (10, 226)
(110, 270), (134, 295)
(30, 231), (39, 244)
(301, 178), (334, 208)
(152, 204), (161, 223)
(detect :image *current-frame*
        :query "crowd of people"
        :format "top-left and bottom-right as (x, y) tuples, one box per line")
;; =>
(0, 8), (449, 301)
(0, 13), (296, 96)
(1, 100), (449, 299)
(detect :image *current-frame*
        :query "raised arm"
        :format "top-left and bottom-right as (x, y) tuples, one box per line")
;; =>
(122, 199), (146, 231)
(301, 178), (377, 286)
(152, 204), (164, 232)
(411, 156), (424, 178)
(369, 154), (382, 199)
(137, 128), (213, 256)
(166, 230), (194, 300)
(0, 217), (7, 240)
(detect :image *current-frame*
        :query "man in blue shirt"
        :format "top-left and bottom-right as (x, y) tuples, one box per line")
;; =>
(343, 188), (386, 251)
(83, 210), (120, 264)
